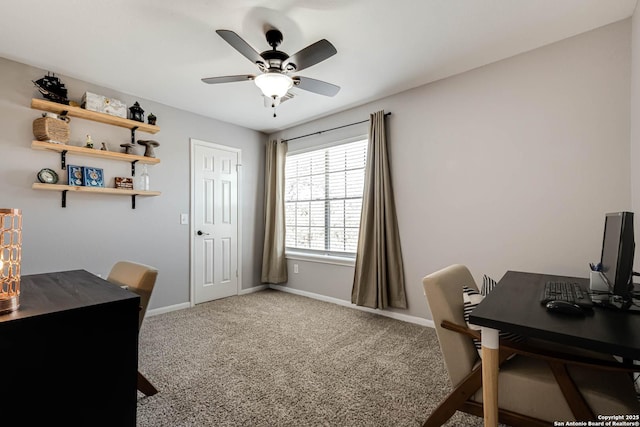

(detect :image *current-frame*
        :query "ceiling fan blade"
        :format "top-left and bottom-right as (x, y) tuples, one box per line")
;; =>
(284, 39), (337, 72)
(216, 30), (264, 65)
(292, 76), (340, 97)
(201, 75), (255, 84)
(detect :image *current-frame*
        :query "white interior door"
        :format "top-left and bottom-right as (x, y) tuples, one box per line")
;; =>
(191, 140), (240, 304)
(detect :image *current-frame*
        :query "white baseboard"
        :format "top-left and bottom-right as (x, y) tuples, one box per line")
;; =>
(146, 286), (266, 317)
(144, 285), (435, 329)
(269, 284), (435, 328)
(146, 302), (190, 317)
(239, 285), (269, 295)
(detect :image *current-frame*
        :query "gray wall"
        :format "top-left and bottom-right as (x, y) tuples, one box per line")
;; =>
(0, 57), (266, 311)
(271, 20), (632, 320)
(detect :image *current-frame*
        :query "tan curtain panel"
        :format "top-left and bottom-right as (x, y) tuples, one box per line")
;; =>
(351, 111), (407, 309)
(261, 139), (288, 284)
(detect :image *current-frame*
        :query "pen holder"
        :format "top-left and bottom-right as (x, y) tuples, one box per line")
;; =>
(590, 271), (608, 292)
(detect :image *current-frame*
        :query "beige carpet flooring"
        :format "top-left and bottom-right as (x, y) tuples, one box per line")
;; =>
(136, 289), (487, 427)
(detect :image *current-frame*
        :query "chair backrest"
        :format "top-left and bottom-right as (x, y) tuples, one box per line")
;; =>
(422, 264), (480, 387)
(107, 261), (158, 330)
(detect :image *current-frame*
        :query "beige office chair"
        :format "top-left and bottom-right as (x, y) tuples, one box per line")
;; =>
(107, 260), (159, 397)
(422, 264), (640, 427)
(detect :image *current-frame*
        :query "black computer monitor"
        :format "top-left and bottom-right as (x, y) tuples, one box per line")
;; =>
(600, 211), (636, 310)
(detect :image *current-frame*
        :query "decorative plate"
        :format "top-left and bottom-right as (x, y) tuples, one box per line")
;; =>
(37, 168), (59, 184)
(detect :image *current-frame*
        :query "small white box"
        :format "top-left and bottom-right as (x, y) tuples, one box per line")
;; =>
(81, 92), (127, 118)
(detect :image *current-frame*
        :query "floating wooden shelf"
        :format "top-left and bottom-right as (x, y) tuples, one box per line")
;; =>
(32, 183), (160, 209)
(31, 140), (160, 166)
(32, 183), (160, 196)
(31, 98), (160, 134)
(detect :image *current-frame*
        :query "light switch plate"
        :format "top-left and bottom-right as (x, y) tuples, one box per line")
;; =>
(180, 213), (189, 225)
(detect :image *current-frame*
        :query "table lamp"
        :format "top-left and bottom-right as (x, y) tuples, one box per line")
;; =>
(0, 209), (21, 314)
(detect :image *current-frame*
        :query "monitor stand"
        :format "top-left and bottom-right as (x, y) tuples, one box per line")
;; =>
(593, 294), (640, 313)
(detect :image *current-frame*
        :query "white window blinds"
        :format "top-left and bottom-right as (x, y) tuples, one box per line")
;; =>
(285, 139), (368, 255)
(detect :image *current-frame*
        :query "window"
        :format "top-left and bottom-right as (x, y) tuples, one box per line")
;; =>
(285, 139), (367, 256)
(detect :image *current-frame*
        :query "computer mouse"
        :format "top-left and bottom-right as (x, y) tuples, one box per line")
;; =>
(545, 300), (585, 316)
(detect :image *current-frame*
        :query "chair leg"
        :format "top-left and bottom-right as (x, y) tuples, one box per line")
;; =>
(423, 350), (517, 427)
(137, 371), (158, 396)
(461, 401), (551, 427)
(423, 365), (484, 427)
(548, 362), (594, 420)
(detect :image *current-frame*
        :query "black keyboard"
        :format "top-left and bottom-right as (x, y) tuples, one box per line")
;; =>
(540, 281), (594, 308)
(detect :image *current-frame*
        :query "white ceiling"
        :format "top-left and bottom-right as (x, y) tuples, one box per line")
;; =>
(0, 0), (637, 134)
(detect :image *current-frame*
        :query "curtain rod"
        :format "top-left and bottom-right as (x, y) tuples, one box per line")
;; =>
(282, 112), (392, 143)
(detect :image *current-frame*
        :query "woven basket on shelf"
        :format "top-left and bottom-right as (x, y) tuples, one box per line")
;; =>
(32, 117), (70, 144)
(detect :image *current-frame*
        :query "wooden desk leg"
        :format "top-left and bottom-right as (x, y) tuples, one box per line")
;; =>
(481, 327), (499, 427)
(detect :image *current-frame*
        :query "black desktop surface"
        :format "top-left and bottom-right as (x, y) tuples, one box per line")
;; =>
(469, 270), (640, 360)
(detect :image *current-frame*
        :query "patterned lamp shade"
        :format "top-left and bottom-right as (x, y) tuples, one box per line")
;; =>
(0, 209), (21, 314)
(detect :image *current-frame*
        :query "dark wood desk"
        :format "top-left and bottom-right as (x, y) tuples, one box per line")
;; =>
(469, 271), (640, 427)
(0, 270), (140, 426)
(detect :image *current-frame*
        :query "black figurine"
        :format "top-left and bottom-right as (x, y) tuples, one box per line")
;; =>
(129, 102), (144, 122)
(147, 113), (157, 126)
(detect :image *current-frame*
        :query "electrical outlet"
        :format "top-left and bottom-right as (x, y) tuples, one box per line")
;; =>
(294, 264), (299, 274)
(180, 213), (189, 225)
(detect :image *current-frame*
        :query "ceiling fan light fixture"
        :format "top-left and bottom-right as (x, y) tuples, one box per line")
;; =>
(254, 72), (293, 99)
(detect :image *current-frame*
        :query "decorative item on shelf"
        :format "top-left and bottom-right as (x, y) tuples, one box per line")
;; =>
(67, 165), (84, 186)
(137, 140), (159, 157)
(32, 113), (70, 144)
(82, 167), (104, 188)
(32, 72), (69, 105)
(85, 134), (93, 149)
(81, 92), (127, 118)
(138, 164), (150, 191)
(37, 168), (59, 184)
(120, 143), (134, 154)
(129, 102), (144, 123)
(0, 208), (22, 314)
(115, 177), (134, 190)
(147, 113), (157, 126)
(100, 142), (108, 151)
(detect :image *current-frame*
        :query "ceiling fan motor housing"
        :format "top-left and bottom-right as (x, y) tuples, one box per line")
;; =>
(260, 29), (296, 72)
(259, 49), (290, 72)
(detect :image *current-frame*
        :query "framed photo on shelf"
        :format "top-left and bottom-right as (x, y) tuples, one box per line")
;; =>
(67, 165), (84, 186)
(82, 167), (104, 187)
(115, 177), (133, 190)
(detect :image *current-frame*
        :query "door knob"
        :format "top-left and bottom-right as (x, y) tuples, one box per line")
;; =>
(197, 230), (210, 236)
